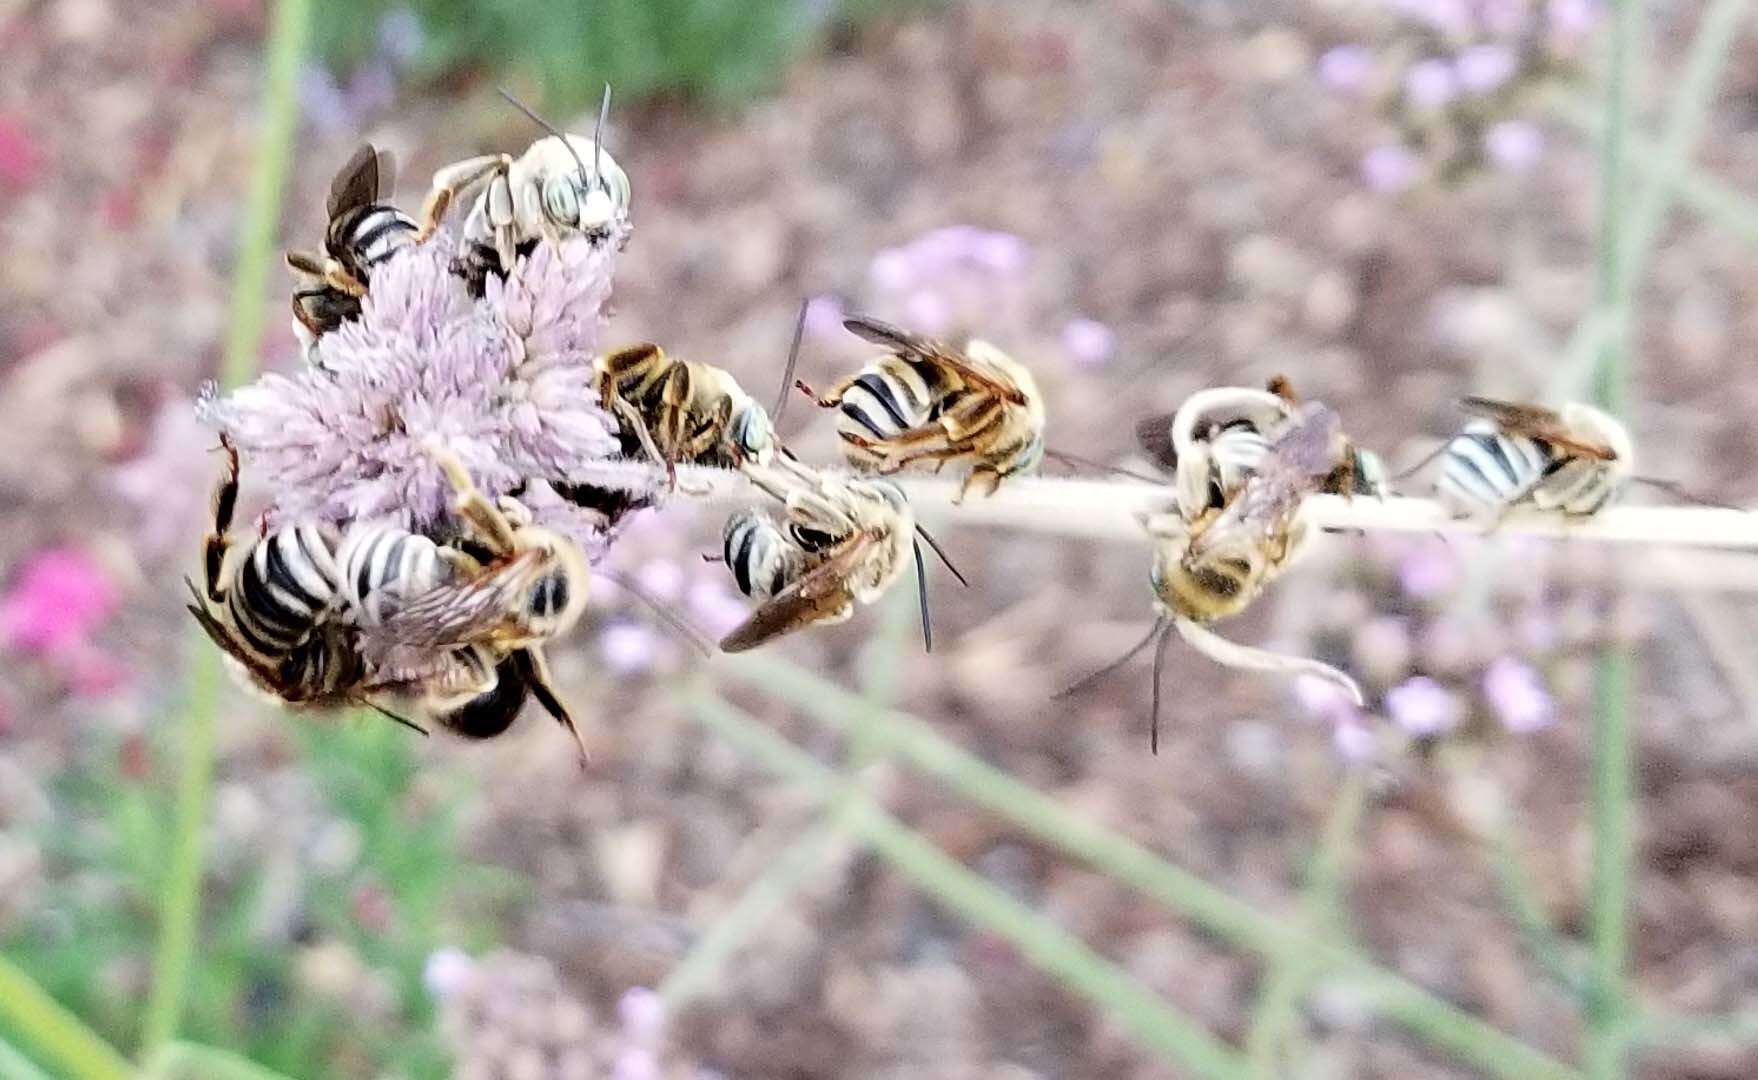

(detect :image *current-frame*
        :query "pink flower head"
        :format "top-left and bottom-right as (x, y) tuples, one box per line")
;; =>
(1397, 539), (1461, 598)
(1386, 676), (1464, 736)
(1455, 44), (1519, 94)
(1405, 59), (1459, 109)
(618, 986), (666, 1044)
(0, 114), (42, 190)
(1061, 316), (1117, 369)
(599, 622), (660, 675)
(1333, 719), (1379, 762)
(1294, 673), (1360, 725)
(1, 547), (118, 656)
(1318, 45), (1375, 93)
(1361, 144), (1421, 193)
(1483, 656), (1555, 732)
(1484, 120), (1544, 173)
(688, 580), (750, 639)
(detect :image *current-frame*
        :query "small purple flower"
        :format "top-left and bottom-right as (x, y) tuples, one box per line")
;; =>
(377, 7), (424, 66)
(298, 67), (353, 135)
(1352, 616), (1413, 685)
(634, 559), (686, 603)
(618, 986), (666, 1044)
(689, 581), (751, 639)
(1484, 120), (1544, 172)
(1361, 144), (1421, 193)
(1294, 673), (1359, 725)
(972, 230), (1030, 276)
(1483, 657), (1555, 732)
(1396, 539), (1460, 599)
(868, 248), (913, 292)
(600, 623), (660, 675)
(613, 1049), (660, 1080)
(1547, 0), (1599, 51)
(1333, 719), (1379, 762)
(1405, 59), (1459, 108)
(1318, 45), (1375, 93)
(1456, 44), (1518, 94)
(803, 293), (847, 340)
(1061, 316), (1117, 369)
(1386, 676), (1464, 737)
(903, 290), (953, 335)
(423, 947), (476, 1000)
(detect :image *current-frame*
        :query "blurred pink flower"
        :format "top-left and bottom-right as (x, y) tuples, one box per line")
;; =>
(423, 947), (476, 1000)
(1318, 45), (1374, 93)
(1404, 59), (1458, 108)
(618, 986), (666, 1044)
(1, 547), (118, 656)
(1060, 316), (1117, 369)
(868, 248), (913, 292)
(1547, 0), (1599, 51)
(0, 114), (41, 190)
(1484, 120), (1544, 172)
(1294, 673), (1359, 725)
(1361, 144), (1421, 193)
(1396, 539), (1460, 598)
(1483, 657), (1555, 732)
(634, 559), (686, 603)
(972, 231), (1030, 276)
(613, 1049), (660, 1080)
(1333, 719), (1379, 762)
(689, 580), (750, 639)
(1455, 44), (1518, 94)
(112, 395), (215, 560)
(1386, 676), (1464, 736)
(600, 622), (660, 675)
(803, 293), (848, 340)
(903, 290), (953, 335)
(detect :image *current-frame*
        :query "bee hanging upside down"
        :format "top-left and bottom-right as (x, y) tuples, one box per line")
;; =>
(286, 144), (419, 355)
(798, 316), (1046, 502)
(418, 86), (631, 287)
(595, 342), (780, 478)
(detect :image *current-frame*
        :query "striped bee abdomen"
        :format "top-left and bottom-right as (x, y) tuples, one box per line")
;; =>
(340, 206), (418, 277)
(1434, 420), (1555, 519)
(834, 358), (944, 445)
(337, 523), (451, 627)
(226, 522), (343, 661)
(722, 510), (808, 600)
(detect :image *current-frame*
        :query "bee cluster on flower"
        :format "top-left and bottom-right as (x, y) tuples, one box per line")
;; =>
(191, 90), (1658, 763)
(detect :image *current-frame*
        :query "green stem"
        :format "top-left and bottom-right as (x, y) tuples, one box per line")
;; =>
(141, 0), (310, 1054)
(0, 1035), (54, 1080)
(719, 654), (1581, 1080)
(0, 954), (132, 1080)
(687, 692), (1252, 1080)
(141, 1041), (305, 1080)
(1584, 0), (1639, 1075)
(1630, 1010), (1758, 1048)
(1490, 816), (1588, 995)
(1244, 773), (1367, 1076)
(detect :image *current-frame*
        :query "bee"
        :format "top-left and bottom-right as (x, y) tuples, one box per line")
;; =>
(796, 316), (1046, 502)
(361, 446), (593, 761)
(1429, 397), (1633, 520)
(286, 144), (419, 353)
(184, 437), (365, 709)
(595, 343), (779, 477)
(1138, 377), (1387, 520)
(1062, 401), (1364, 751)
(419, 86), (631, 281)
(717, 458), (921, 653)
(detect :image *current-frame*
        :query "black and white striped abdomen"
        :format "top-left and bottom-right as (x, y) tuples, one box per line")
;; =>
(337, 524), (451, 626)
(834, 358), (941, 445)
(1434, 420), (1555, 518)
(722, 510), (808, 601)
(225, 522), (343, 662)
(344, 206), (418, 274)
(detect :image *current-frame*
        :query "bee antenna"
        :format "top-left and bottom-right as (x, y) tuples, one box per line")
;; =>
(594, 83), (611, 191)
(1042, 448), (1164, 485)
(913, 538), (933, 653)
(1052, 617), (1166, 701)
(1630, 475), (1737, 510)
(913, 525), (969, 588)
(1150, 619), (1173, 755)
(368, 701), (431, 737)
(771, 298), (809, 429)
(496, 86), (594, 189)
(1389, 437), (1457, 482)
(603, 569), (715, 657)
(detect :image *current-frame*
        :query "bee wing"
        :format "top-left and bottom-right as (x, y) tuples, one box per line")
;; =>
(718, 535), (869, 653)
(1458, 396), (1618, 461)
(328, 144), (391, 220)
(842, 314), (943, 357)
(1135, 413), (1179, 470)
(364, 550), (547, 653)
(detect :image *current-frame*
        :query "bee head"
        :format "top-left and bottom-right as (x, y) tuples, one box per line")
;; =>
(512, 528), (590, 641)
(729, 402), (777, 464)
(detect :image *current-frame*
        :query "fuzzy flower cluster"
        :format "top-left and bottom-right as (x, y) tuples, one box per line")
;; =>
(1279, 533), (1611, 762)
(1319, 0), (1599, 191)
(198, 232), (646, 558)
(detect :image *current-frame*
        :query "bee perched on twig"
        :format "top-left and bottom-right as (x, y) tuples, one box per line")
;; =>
(1062, 399), (1365, 752)
(794, 316), (1046, 502)
(418, 86), (631, 288)
(286, 144), (419, 356)
(716, 457), (963, 653)
(1137, 375), (1387, 521)
(1419, 397), (1635, 520)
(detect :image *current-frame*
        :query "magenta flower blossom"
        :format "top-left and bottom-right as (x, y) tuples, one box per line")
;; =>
(1318, 45), (1375, 93)
(1, 547), (118, 656)
(1361, 144), (1421, 193)
(1061, 316), (1117, 369)
(1483, 657), (1555, 732)
(1386, 676), (1464, 736)
(0, 114), (41, 190)
(1484, 120), (1545, 172)
(199, 234), (643, 558)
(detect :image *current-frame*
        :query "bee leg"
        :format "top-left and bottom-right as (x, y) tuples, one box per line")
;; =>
(419, 155), (508, 242)
(494, 494), (535, 528)
(203, 437), (242, 602)
(322, 261), (369, 299)
(424, 443), (519, 555)
(285, 249), (327, 279)
(523, 646), (590, 767)
(609, 393), (677, 490)
(487, 173), (519, 269)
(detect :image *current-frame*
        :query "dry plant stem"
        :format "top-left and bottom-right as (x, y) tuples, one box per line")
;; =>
(687, 692), (1255, 1080)
(0, 955), (132, 1080)
(142, 0), (310, 1055)
(590, 461), (1758, 548)
(721, 655), (1582, 1080)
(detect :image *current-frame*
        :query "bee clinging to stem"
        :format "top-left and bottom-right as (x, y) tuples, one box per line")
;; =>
(286, 144), (419, 352)
(794, 315), (1046, 502)
(419, 85), (631, 281)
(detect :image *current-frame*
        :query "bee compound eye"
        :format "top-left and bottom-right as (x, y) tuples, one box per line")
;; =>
(543, 177), (578, 224)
